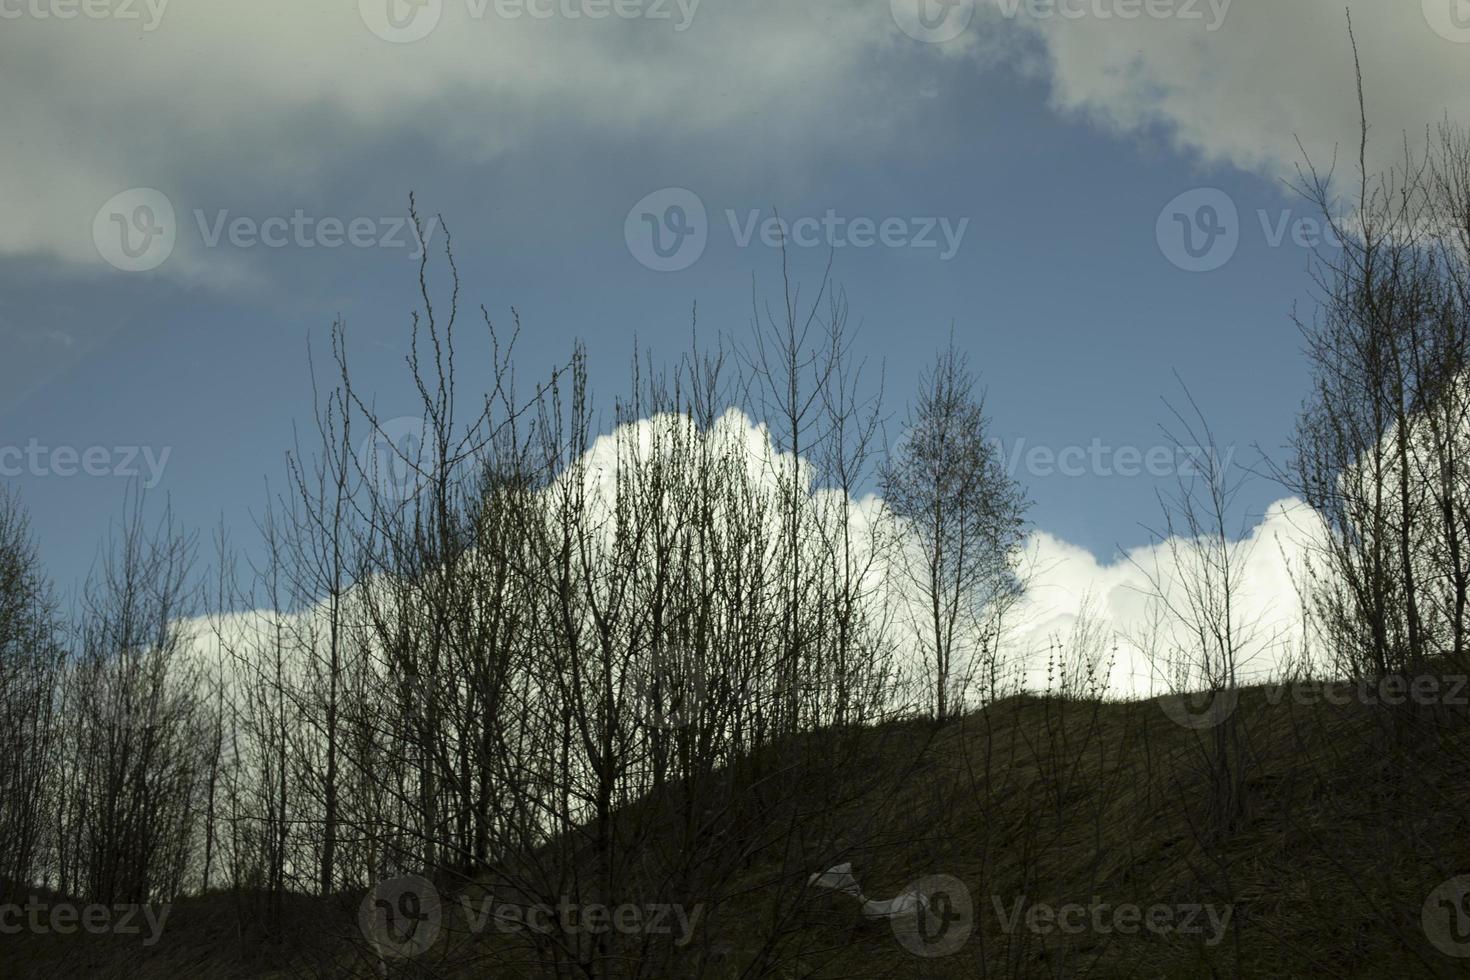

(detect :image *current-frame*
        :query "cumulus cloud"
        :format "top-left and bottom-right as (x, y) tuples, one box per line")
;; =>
(183, 408), (1322, 710)
(528, 411), (1330, 700)
(999, 497), (1326, 699)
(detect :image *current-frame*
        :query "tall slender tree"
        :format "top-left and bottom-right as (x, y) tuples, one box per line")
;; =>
(881, 340), (1027, 721)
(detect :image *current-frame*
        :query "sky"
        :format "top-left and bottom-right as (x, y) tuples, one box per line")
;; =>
(4, 0), (1470, 618)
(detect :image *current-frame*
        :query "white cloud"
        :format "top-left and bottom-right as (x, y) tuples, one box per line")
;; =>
(184, 409), (1322, 713)
(9, 2), (1463, 279)
(994, 0), (1470, 184)
(0, 0), (936, 277)
(999, 497), (1326, 699)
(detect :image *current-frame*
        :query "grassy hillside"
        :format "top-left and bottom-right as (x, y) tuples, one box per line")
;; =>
(7, 680), (1470, 978)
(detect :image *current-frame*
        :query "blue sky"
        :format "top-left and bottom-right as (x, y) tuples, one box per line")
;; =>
(3, 0), (1468, 594)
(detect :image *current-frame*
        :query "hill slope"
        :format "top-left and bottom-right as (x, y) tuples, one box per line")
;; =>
(7, 683), (1470, 978)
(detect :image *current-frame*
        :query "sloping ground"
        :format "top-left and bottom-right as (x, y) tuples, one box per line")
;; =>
(7, 684), (1470, 978)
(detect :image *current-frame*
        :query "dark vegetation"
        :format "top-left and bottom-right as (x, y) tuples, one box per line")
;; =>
(5, 681), (1470, 977)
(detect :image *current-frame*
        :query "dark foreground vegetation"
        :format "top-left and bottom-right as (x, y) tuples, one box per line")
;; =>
(5, 677), (1470, 978)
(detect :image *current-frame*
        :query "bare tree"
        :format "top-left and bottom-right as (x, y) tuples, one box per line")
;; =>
(56, 492), (205, 904)
(1134, 388), (1272, 833)
(1287, 43), (1470, 685)
(0, 489), (63, 902)
(881, 339), (1028, 721)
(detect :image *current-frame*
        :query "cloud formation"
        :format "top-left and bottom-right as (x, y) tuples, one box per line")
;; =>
(1002, 497), (1324, 699)
(184, 408), (1320, 711)
(2, 0), (926, 275)
(996, 0), (1470, 183)
(16, 2), (1468, 279)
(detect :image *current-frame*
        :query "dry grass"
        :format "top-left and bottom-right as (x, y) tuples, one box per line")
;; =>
(7, 682), (1470, 978)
